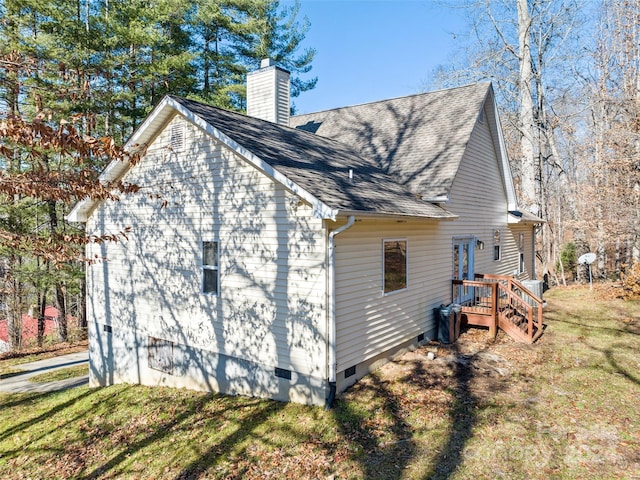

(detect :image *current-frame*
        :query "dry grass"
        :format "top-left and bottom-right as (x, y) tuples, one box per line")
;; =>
(0, 286), (638, 479)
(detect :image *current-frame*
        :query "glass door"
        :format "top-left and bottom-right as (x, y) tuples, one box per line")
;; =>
(453, 237), (475, 303)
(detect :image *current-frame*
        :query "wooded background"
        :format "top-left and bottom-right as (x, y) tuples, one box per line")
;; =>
(431, 0), (639, 288)
(0, 0), (638, 350)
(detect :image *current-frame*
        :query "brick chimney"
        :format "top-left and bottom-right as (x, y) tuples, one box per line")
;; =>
(246, 58), (291, 126)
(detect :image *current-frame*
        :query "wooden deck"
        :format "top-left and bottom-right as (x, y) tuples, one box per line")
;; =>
(452, 274), (544, 344)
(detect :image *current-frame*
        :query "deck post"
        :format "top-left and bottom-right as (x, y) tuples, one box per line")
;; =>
(489, 282), (498, 340)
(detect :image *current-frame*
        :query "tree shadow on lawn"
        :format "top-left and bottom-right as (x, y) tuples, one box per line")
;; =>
(576, 337), (640, 387)
(0, 388), (99, 443)
(171, 399), (286, 480)
(551, 315), (640, 337)
(423, 343), (479, 480)
(75, 393), (287, 480)
(333, 373), (417, 480)
(333, 341), (497, 480)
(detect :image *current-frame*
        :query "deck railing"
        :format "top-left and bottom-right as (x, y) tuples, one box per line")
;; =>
(452, 274), (544, 343)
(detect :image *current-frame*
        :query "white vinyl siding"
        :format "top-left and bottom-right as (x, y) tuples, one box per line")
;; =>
(334, 220), (449, 370)
(446, 104), (531, 280)
(332, 102), (534, 372)
(246, 66), (290, 126)
(86, 115), (326, 383)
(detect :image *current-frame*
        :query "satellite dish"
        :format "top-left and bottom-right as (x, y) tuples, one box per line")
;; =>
(578, 253), (597, 265)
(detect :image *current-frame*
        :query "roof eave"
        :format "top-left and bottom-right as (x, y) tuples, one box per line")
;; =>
(508, 210), (545, 224)
(336, 209), (457, 221)
(487, 86), (519, 211)
(67, 96), (178, 223)
(68, 96), (340, 223)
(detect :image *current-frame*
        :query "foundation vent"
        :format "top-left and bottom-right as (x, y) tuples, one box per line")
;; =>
(274, 367), (292, 380)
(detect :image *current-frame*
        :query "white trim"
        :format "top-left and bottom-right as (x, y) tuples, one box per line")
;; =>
(338, 208), (456, 220)
(488, 88), (518, 211)
(170, 99), (337, 220)
(68, 96), (338, 223)
(382, 237), (408, 296)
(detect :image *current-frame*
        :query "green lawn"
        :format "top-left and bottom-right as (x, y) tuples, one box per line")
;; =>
(28, 364), (89, 383)
(1, 286), (638, 479)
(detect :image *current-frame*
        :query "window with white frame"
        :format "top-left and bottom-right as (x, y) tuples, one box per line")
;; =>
(383, 239), (407, 294)
(202, 241), (219, 295)
(493, 229), (501, 261)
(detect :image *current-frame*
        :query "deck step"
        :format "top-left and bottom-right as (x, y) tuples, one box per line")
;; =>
(456, 274), (544, 344)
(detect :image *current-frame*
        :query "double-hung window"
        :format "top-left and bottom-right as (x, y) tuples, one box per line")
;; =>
(202, 241), (219, 295)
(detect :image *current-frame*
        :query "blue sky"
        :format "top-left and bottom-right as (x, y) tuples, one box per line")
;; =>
(287, 1), (468, 114)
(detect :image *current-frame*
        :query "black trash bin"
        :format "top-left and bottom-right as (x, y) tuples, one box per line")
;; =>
(437, 304), (454, 343)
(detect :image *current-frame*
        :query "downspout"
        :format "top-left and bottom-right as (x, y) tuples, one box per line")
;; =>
(326, 215), (355, 409)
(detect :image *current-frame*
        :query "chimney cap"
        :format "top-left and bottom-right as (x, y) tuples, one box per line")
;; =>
(260, 58), (276, 68)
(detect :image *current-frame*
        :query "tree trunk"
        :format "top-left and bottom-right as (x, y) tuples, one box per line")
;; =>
(517, 0), (537, 213)
(56, 284), (67, 342)
(37, 290), (46, 347)
(80, 269), (87, 332)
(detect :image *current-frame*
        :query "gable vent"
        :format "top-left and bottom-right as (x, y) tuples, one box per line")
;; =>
(169, 122), (185, 152)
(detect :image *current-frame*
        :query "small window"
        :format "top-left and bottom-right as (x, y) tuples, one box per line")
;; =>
(383, 239), (407, 294)
(493, 229), (501, 261)
(518, 233), (525, 274)
(202, 241), (219, 295)
(169, 122), (184, 152)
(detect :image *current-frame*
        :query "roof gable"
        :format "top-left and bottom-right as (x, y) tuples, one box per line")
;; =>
(69, 95), (456, 222)
(290, 82), (493, 201)
(170, 97), (454, 220)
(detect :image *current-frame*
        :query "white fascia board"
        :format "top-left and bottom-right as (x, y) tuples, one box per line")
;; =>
(422, 195), (449, 203)
(172, 99), (338, 221)
(67, 96), (176, 223)
(68, 96), (337, 222)
(488, 88), (518, 211)
(338, 209), (458, 221)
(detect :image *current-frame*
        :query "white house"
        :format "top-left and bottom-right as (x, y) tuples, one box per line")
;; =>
(69, 60), (541, 406)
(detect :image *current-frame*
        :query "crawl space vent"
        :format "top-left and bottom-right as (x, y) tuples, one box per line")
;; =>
(148, 337), (174, 374)
(345, 365), (356, 378)
(274, 368), (292, 380)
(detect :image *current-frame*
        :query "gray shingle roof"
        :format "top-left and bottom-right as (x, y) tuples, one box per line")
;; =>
(290, 82), (491, 200)
(171, 96), (455, 219)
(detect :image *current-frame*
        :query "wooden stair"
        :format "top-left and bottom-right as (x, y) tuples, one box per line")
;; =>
(453, 274), (544, 344)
